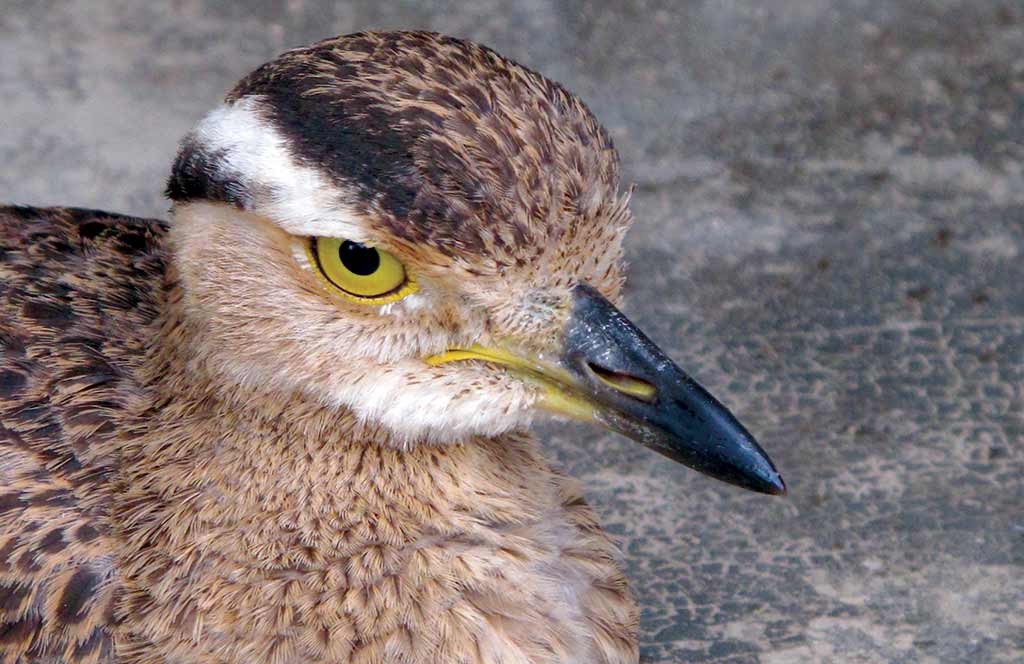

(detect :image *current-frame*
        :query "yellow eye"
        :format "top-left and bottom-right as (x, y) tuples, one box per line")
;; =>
(307, 237), (417, 304)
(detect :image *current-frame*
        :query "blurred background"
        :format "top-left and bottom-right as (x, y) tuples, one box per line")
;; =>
(2, 1), (1022, 661)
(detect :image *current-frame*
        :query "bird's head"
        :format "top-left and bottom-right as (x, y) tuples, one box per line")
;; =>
(165, 31), (784, 495)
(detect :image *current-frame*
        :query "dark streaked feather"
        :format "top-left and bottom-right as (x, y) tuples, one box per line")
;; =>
(0, 206), (167, 663)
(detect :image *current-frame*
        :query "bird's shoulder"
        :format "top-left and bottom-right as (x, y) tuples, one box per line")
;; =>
(0, 205), (168, 663)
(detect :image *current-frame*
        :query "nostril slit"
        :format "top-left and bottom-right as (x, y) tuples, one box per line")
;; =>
(585, 362), (657, 402)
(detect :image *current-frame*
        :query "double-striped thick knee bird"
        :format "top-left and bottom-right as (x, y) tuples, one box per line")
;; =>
(0, 31), (783, 664)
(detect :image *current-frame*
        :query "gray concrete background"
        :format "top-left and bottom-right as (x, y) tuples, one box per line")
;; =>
(2, 1), (1022, 662)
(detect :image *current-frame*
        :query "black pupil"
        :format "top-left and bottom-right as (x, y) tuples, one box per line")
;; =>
(338, 241), (380, 276)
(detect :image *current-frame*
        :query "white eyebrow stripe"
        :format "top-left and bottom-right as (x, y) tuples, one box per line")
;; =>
(192, 96), (371, 241)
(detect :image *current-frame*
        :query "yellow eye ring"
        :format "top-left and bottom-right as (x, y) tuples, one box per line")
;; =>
(306, 237), (418, 304)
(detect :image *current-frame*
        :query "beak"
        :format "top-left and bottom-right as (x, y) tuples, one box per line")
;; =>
(427, 283), (785, 495)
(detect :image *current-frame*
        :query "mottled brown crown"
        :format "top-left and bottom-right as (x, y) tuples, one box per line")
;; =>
(167, 31), (625, 261)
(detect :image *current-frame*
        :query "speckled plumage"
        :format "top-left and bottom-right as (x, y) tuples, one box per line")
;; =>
(0, 207), (166, 663)
(0, 204), (636, 663)
(1, 32), (643, 663)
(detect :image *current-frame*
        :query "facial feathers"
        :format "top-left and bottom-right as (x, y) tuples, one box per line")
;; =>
(162, 31), (634, 445)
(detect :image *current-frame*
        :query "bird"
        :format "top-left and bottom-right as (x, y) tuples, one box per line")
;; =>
(0, 31), (784, 664)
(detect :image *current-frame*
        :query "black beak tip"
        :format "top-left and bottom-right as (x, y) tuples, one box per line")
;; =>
(711, 446), (787, 496)
(725, 435), (787, 496)
(754, 469), (787, 496)
(660, 399), (788, 497)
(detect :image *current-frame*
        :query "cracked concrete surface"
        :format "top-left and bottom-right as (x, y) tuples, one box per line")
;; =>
(2, 1), (1022, 661)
